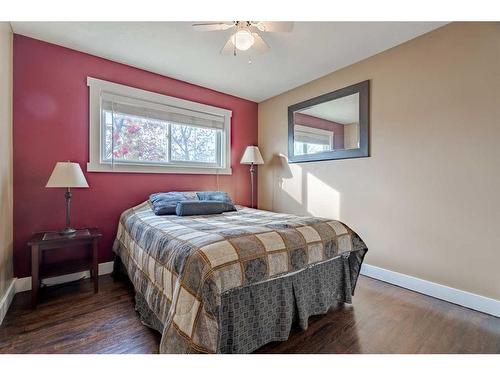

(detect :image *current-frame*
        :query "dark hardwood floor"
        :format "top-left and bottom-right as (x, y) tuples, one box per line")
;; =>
(0, 274), (498, 354)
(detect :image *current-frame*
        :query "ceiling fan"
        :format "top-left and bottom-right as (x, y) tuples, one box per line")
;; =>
(192, 21), (294, 56)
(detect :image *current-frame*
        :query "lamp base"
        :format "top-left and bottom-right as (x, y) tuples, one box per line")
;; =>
(60, 227), (77, 236)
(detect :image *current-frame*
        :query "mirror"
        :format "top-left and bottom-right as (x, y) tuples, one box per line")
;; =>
(288, 81), (369, 162)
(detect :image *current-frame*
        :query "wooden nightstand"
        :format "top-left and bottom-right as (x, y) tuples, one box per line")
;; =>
(28, 228), (102, 308)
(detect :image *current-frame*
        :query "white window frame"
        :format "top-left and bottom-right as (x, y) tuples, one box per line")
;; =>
(87, 77), (232, 175)
(294, 125), (334, 146)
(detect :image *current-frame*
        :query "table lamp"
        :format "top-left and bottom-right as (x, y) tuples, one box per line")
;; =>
(46, 161), (89, 235)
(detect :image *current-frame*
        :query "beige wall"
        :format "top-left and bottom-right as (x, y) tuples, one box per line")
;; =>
(258, 22), (500, 300)
(343, 123), (359, 149)
(0, 22), (13, 300)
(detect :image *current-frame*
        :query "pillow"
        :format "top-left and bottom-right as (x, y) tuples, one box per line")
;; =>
(149, 191), (198, 215)
(196, 191), (234, 204)
(176, 200), (232, 216)
(196, 191), (236, 212)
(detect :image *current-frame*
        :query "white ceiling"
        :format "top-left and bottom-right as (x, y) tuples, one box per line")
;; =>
(11, 22), (446, 102)
(299, 93), (359, 125)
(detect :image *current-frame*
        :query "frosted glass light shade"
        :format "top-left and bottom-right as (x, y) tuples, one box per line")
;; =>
(231, 29), (255, 51)
(46, 162), (89, 188)
(240, 146), (264, 165)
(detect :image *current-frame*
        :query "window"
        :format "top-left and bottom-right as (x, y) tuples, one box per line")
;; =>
(293, 125), (333, 156)
(87, 77), (232, 174)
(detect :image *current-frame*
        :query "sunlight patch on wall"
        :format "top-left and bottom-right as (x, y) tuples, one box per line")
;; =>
(306, 172), (340, 219)
(281, 163), (303, 205)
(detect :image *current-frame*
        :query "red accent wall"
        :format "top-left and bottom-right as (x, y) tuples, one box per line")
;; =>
(13, 35), (258, 278)
(294, 113), (344, 149)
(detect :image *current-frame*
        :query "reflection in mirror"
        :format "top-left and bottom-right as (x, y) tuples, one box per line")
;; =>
(293, 93), (360, 156)
(288, 80), (369, 162)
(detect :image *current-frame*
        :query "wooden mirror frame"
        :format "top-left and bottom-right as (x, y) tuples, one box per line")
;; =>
(287, 80), (370, 163)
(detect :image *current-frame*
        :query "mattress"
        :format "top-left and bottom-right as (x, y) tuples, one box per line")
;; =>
(112, 201), (368, 353)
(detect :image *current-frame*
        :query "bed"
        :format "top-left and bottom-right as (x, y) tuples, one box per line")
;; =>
(112, 199), (368, 353)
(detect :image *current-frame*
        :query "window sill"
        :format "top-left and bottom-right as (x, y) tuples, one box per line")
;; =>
(86, 162), (232, 175)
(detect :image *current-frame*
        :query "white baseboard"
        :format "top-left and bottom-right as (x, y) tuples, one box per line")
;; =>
(15, 261), (115, 293)
(0, 278), (16, 325)
(360, 263), (500, 318)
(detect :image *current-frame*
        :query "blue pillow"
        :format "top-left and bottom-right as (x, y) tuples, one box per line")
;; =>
(150, 192), (198, 215)
(196, 191), (236, 212)
(176, 200), (232, 216)
(196, 191), (234, 204)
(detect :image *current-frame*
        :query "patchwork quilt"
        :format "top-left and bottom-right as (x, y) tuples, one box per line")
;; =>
(113, 201), (368, 353)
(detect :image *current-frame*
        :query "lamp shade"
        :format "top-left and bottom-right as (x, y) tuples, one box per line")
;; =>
(240, 146), (264, 165)
(46, 162), (89, 188)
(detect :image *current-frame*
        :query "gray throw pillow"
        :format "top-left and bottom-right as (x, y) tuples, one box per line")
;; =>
(196, 191), (236, 211)
(176, 200), (232, 216)
(196, 191), (232, 203)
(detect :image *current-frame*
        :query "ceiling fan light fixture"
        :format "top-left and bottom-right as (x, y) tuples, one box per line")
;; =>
(230, 29), (255, 51)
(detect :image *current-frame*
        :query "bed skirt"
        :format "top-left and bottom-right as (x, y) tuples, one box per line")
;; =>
(113, 247), (366, 354)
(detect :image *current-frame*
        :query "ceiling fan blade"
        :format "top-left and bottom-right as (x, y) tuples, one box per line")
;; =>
(220, 37), (236, 55)
(253, 21), (294, 32)
(192, 22), (234, 31)
(251, 33), (270, 53)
